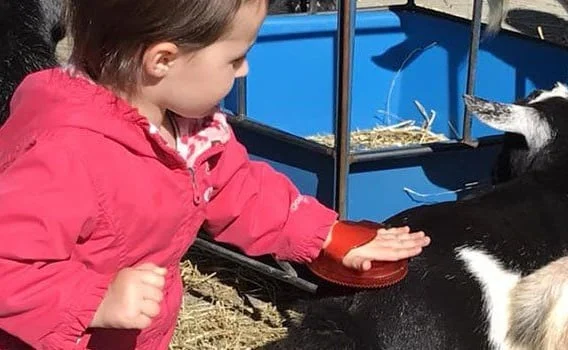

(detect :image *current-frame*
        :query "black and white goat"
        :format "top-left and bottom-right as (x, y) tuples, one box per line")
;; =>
(275, 85), (568, 350)
(0, 0), (63, 126)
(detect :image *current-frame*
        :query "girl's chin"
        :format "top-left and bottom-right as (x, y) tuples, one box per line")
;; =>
(171, 106), (219, 119)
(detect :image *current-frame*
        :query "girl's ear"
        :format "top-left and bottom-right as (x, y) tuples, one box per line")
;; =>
(142, 42), (180, 79)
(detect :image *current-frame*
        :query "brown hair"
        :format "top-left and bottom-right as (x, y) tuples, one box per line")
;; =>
(65, 0), (256, 94)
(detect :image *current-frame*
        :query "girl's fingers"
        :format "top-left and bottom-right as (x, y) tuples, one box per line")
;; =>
(142, 285), (164, 303)
(140, 299), (161, 319)
(375, 246), (423, 261)
(140, 272), (166, 289)
(377, 226), (411, 235)
(361, 260), (372, 271)
(379, 231), (426, 242)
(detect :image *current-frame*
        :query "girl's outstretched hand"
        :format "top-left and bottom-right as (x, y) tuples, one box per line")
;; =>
(342, 226), (430, 271)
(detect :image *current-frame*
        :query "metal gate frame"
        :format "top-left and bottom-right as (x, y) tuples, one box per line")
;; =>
(193, 0), (489, 293)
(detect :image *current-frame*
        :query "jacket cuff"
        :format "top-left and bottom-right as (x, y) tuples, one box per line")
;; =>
(276, 196), (338, 263)
(41, 272), (113, 349)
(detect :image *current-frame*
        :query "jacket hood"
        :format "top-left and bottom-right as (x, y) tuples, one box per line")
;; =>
(1, 67), (159, 158)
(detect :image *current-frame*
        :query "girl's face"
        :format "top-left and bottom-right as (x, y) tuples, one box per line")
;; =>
(156, 0), (267, 119)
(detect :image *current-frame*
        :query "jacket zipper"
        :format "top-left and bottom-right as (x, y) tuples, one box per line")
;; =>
(187, 167), (200, 204)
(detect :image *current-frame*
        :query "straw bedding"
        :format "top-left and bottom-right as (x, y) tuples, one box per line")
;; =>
(306, 120), (447, 151)
(170, 247), (300, 350)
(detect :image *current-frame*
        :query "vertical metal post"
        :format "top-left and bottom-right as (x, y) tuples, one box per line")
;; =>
(236, 77), (247, 119)
(334, 0), (356, 219)
(462, 0), (483, 145)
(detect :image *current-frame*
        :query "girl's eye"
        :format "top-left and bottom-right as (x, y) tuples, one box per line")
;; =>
(232, 57), (245, 65)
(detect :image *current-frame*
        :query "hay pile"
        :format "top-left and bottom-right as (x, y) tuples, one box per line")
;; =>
(306, 100), (449, 150)
(170, 247), (305, 350)
(306, 121), (447, 150)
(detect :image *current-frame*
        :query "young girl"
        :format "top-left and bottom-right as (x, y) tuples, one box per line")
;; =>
(0, 0), (430, 349)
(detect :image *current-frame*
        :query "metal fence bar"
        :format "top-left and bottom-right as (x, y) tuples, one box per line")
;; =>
(334, 0), (357, 219)
(462, 0), (484, 146)
(236, 77), (247, 119)
(350, 135), (504, 163)
(193, 237), (318, 293)
(228, 117), (335, 156)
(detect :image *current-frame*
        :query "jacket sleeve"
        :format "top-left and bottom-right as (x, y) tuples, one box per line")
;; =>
(203, 129), (338, 263)
(0, 137), (113, 349)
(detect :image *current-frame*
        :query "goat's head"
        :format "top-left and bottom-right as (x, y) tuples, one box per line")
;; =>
(464, 84), (568, 181)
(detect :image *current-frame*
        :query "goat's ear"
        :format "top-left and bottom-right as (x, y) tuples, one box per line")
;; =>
(463, 94), (537, 134)
(463, 94), (552, 150)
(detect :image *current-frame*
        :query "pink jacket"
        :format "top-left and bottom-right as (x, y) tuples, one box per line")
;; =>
(0, 68), (337, 349)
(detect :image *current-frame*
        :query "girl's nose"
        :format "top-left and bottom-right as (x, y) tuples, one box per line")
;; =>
(235, 59), (249, 78)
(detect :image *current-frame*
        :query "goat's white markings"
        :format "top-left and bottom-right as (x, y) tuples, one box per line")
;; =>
(456, 247), (520, 350)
